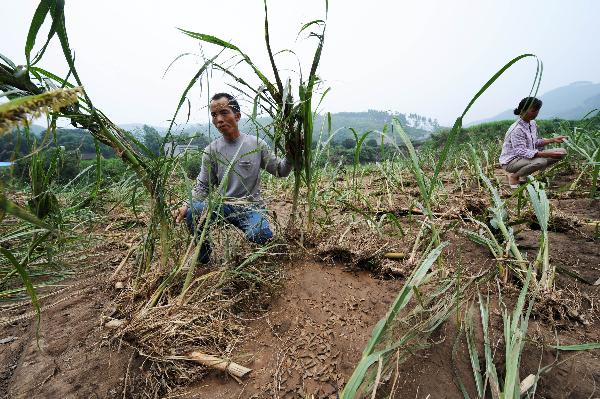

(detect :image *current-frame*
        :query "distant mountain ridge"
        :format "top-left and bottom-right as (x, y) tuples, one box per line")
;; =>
(474, 81), (600, 124)
(26, 110), (441, 145)
(120, 110), (440, 144)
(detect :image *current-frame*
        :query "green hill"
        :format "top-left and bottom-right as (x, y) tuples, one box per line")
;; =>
(428, 116), (600, 148)
(312, 110), (438, 144)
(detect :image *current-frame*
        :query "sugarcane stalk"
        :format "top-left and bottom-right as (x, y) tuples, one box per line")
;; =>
(186, 351), (252, 378)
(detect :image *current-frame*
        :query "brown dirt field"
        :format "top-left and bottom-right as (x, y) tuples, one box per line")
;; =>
(0, 268), (135, 399)
(1, 177), (599, 398)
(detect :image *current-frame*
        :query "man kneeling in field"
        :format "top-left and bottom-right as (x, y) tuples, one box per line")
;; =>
(174, 93), (293, 263)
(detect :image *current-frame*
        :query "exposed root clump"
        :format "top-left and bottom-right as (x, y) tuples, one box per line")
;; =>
(524, 209), (587, 236)
(532, 286), (594, 329)
(315, 225), (386, 270)
(107, 231), (285, 397)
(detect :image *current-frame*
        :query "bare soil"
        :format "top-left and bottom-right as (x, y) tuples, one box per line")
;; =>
(1, 179), (599, 398)
(0, 263), (135, 399)
(182, 261), (403, 398)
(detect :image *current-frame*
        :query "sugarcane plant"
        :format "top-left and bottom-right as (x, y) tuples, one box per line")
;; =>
(175, 0), (328, 227)
(464, 267), (538, 399)
(339, 56), (547, 398)
(0, 85), (85, 319)
(525, 179), (554, 290)
(0, 1), (190, 284)
(464, 144), (526, 279)
(562, 122), (600, 197)
(422, 53), (543, 211)
(341, 242), (449, 399)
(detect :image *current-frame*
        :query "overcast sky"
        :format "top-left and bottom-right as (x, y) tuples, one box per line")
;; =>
(2, 1), (599, 127)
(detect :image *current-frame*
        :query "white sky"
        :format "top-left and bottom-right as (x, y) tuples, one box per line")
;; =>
(2, 1), (599, 127)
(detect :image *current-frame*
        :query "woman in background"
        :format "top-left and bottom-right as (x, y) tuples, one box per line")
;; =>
(499, 97), (567, 188)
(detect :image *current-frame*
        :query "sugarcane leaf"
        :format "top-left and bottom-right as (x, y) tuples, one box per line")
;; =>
(315, 86), (331, 111)
(393, 118), (430, 212)
(167, 54), (219, 135)
(465, 307), (484, 397)
(263, 0), (283, 96)
(0, 192), (54, 230)
(361, 242), (447, 357)
(306, 24), (325, 90)
(29, 66), (76, 88)
(178, 29), (240, 51)
(0, 247), (40, 324)
(341, 336), (413, 399)
(592, 145), (600, 197)
(31, 16), (58, 66)
(0, 52), (17, 69)
(162, 52), (195, 78)
(478, 292), (500, 399)
(550, 342), (600, 351)
(25, 0), (52, 65)
(178, 28), (279, 101)
(526, 180), (549, 232)
(298, 19), (325, 36)
(342, 242), (451, 399)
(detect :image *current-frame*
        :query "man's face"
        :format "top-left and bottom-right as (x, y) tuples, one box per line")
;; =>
(210, 97), (241, 136)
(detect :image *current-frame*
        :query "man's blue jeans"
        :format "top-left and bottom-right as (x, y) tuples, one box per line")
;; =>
(185, 202), (273, 263)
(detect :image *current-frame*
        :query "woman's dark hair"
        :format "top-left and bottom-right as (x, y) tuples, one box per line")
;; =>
(211, 92), (241, 113)
(514, 97), (542, 115)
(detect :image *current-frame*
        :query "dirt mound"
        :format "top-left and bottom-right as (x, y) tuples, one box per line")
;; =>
(180, 261), (403, 398)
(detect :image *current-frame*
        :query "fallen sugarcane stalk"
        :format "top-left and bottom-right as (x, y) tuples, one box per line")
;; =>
(383, 252), (406, 260)
(110, 243), (139, 281)
(169, 351), (252, 379)
(519, 374), (536, 397)
(373, 207), (460, 219)
(555, 264), (599, 285)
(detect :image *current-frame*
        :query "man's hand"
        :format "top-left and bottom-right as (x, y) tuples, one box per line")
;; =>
(284, 139), (294, 159)
(173, 206), (188, 224)
(285, 135), (304, 158)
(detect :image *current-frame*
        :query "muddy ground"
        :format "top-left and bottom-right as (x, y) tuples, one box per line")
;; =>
(1, 174), (599, 399)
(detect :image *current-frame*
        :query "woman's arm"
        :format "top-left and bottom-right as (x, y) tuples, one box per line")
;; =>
(538, 135), (568, 147)
(535, 150), (565, 159)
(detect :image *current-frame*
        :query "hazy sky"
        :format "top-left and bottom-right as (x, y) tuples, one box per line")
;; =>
(2, 1), (599, 127)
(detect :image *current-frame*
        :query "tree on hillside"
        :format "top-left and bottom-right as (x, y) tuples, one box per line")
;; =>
(342, 138), (355, 149)
(0, 130), (26, 160)
(54, 129), (114, 157)
(2, 128), (116, 159)
(143, 125), (162, 155)
(188, 132), (210, 149)
(169, 131), (210, 150)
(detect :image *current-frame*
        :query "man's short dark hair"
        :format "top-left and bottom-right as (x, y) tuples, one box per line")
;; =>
(211, 93), (241, 114)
